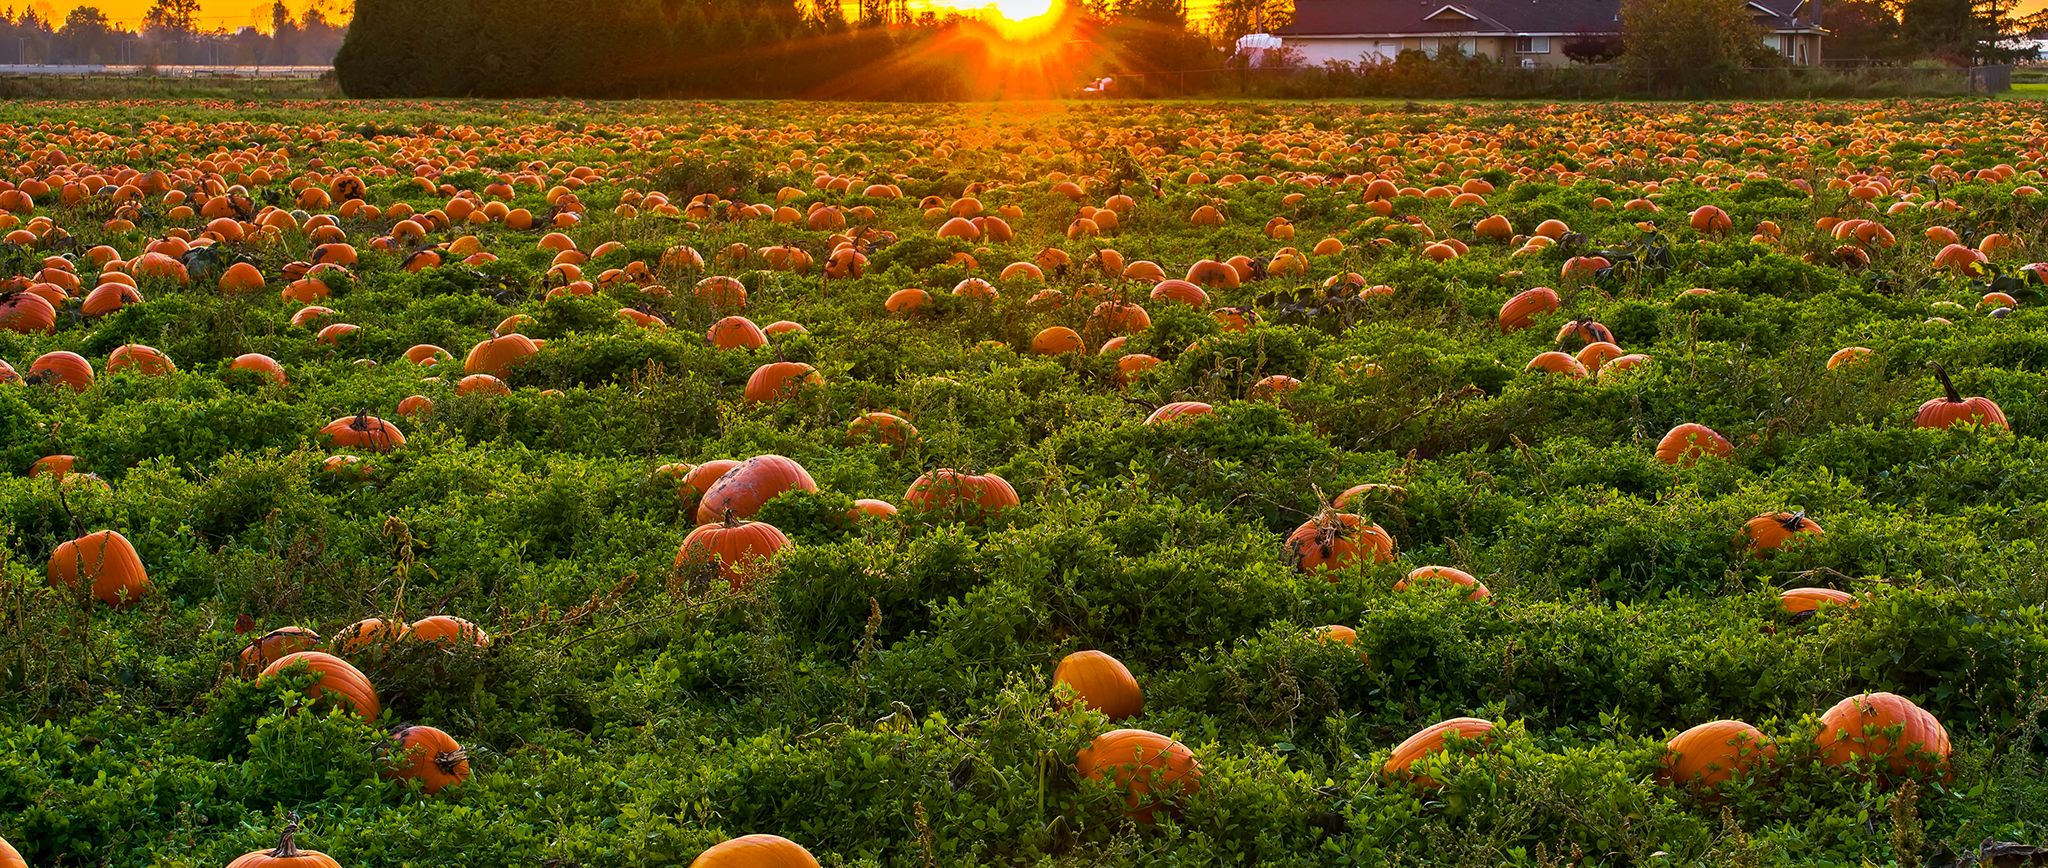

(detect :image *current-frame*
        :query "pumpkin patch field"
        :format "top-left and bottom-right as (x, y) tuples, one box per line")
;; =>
(5, 96), (2048, 866)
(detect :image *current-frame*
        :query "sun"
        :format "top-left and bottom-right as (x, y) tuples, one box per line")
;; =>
(994, 0), (1053, 19)
(988, 0), (1061, 39)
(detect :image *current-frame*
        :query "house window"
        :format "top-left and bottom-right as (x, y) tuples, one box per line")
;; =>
(1780, 35), (1795, 57)
(1516, 36), (1551, 54)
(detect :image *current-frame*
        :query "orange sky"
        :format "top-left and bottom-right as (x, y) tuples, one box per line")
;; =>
(29, 0), (348, 32)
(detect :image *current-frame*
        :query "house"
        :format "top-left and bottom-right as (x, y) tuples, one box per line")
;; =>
(1272, 0), (1825, 68)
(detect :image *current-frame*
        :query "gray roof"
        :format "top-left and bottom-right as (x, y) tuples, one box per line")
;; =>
(1275, 0), (1818, 36)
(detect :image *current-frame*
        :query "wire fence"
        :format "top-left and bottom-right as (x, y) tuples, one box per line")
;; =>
(1093, 64), (2015, 100)
(0, 64), (332, 80)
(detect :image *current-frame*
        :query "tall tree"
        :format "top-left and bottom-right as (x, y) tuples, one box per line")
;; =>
(1893, 0), (2043, 63)
(146, 0), (199, 42)
(1621, 0), (1772, 93)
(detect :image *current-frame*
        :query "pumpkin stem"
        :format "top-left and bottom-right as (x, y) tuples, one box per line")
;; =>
(1777, 510), (1807, 532)
(435, 749), (469, 775)
(1928, 361), (1962, 404)
(722, 507), (740, 529)
(273, 812), (304, 857)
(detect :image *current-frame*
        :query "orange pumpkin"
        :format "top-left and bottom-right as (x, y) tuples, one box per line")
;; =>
(690, 835), (821, 868)
(847, 412), (919, 451)
(464, 334), (540, 378)
(0, 835), (20, 868)
(320, 412), (406, 453)
(1384, 717), (1495, 787)
(239, 626), (321, 676)
(1741, 511), (1822, 558)
(695, 455), (819, 524)
(1815, 692), (1951, 776)
(260, 651), (381, 721)
(1076, 728), (1201, 823)
(1053, 650), (1144, 721)
(1827, 347), (1877, 370)
(1655, 423), (1733, 466)
(1395, 566), (1490, 601)
(232, 353), (287, 384)
(903, 469), (1019, 518)
(1525, 351), (1587, 378)
(410, 615), (490, 648)
(31, 454), (77, 478)
(386, 724), (471, 794)
(1284, 511), (1395, 575)
(335, 617), (410, 656)
(675, 513), (791, 590)
(685, 459), (743, 496)
(1664, 719), (1773, 789)
(708, 316), (769, 350)
(743, 361), (821, 403)
(27, 351), (94, 392)
(1498, 287), (1559, 333)
(226, 816), (341, 868)
(1145, 401), (1213, 424)
(0, 290), (57, 335)
(1780, 587), (1857, 614)
(48, 529), (150, 606)
(1915, 363), (2007, 430)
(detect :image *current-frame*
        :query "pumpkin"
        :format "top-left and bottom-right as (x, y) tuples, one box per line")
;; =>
(1076, 728), (1201, 823)
(1115, 354), (1160, 385)
(685, 459), (743, 495)
(462, 329), (542, 376)
(850, 498), (898, 519)
(261, 651), (381, 721)
(744, 361), (821, 403)
(1741, 511), (1822, 557)
(1031, 326), (1084, 355)
(457, 373), (510, 396)
(847, 412), (919, 451)
(1553, 318), (1614, 348)
(48, 529), (149, 606)
(675, 512), (791, 590)
(386, 724), (471, 794)
(1915, 362), (2008, 430)
(1575, 341), (1624, 374)
(103, 344), (175, 376)
(226, 815), (341, 868)
(1384, 717), (1495, 787)
(1664, 720), (1773, 789)
(1395, 566), (1490, 601)
(320, 412), (406, 453)
(1498, 287), (1559, 333)
(708, 316), (769, 350)
(1145, 401), (1213, 424)
(81, 282), (143, 316)
(690, 835), (821, 868)
(1249, 374), (1301, 400)
(27, 351), (94, 392)
(410, 615), (490, 648)
(335, 617), (410, 655)
(1283, 511), (1395, 575)
(695, 455), (819, 523)
(31, 454), (77, 478)
(1655, 423), (1733, 466)
(1780, 587), (1857, 614)
(1525, 351), (1587, 378)
(0, 290), (57, 334)
(1089, 300), (1151, 335)
(1310, 625), (1359, 645)
(1827, 346), (1877, 370)
(1689, 205), (1733, 233)
(1815, 692), (1951, 776)
(903, 469), (1019, 518)
(0, 836), (19, 868)
(1053, 650), (1143, 721)
(404, 344), (454, 366)
(239, 626), (321, 676)
(885, 288), (931, 313)
(232, 353), (287, 384)
(397, 395), (434, 417)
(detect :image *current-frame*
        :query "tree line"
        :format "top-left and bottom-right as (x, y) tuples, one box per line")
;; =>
(0, 1), (345, 67)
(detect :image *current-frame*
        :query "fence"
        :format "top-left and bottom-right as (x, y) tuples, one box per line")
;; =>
(1098, 64), (2014, 100)
(0, 64), (331, 80)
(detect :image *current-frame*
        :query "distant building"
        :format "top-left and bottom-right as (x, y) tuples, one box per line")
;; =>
(1273, 0), (1825, 68)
